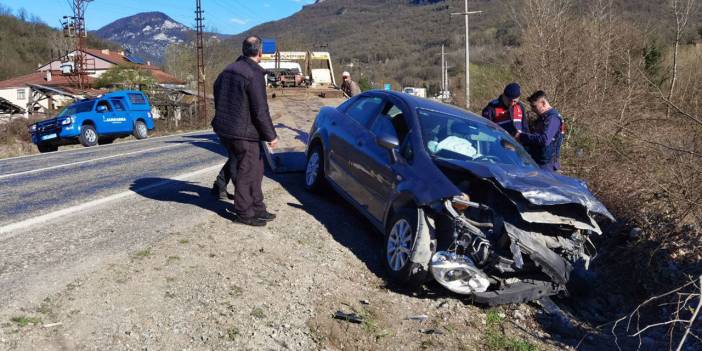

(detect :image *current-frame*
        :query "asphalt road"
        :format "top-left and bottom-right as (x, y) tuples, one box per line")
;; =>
(0, 131), (227, 229)
(0, 131), (236, 308)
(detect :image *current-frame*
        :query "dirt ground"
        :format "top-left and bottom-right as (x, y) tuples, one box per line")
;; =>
(0, 171), (574, 351)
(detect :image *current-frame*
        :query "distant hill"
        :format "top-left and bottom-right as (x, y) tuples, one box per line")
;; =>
(93, 12), (193, 65)
(93, 12), (228, 65)
(164, 0), (700, 104)
(0, 12), (118, 81)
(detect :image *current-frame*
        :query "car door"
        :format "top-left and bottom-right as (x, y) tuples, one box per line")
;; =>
(110, 98), (131, 133)
(327, 95), (384, 209)
(95, 100), (115, 134)
(356, 98), (412, 221)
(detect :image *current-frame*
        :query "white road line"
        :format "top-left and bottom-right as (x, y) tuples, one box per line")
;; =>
(0, 163), (223, 238)
(0, 144), (185, 180)
(0, 129), (213, 163)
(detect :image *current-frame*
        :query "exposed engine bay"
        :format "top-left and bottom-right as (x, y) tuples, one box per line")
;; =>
(416, 160), (614, 305)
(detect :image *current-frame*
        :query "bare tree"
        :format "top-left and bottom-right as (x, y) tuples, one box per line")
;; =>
(668, 0), (697, 117)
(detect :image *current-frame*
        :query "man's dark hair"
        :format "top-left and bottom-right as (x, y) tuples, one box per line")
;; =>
(242, 36), (262, 57)
(527, 90), (547, 103)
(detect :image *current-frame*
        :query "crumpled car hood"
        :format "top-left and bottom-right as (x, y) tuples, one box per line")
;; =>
(435, 158), (615, 221)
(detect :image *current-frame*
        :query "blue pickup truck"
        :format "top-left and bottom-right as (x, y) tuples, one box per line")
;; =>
(29, 90), (155, 153)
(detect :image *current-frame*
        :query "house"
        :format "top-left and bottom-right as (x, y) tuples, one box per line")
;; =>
(37, 49), (186, 88)
(0, 49), (185, 118)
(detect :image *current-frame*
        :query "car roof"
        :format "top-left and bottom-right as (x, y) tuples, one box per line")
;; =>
(363, 90), (487, 125)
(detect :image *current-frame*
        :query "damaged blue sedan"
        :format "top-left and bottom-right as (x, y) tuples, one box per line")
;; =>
(304, 90), (614, 305)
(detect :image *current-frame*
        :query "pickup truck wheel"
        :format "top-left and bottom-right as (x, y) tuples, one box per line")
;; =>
(79, 125), (98, 147)
(37, 144), (58, 153)
(304, 145), (325, 191)
(383, 208), (426, 287)
(133, 121), (148, 139)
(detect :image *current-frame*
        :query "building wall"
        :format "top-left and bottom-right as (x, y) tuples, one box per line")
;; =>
(0, 87), (74, 118)
(0, 87), (30, 116)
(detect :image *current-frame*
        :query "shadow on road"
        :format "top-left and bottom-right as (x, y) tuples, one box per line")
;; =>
(273, 122), (309, 144)
(165, 134), (228, 157)
(129, 177), (233, 221)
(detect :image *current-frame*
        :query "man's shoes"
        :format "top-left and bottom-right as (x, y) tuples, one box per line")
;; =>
(255, 211), (276, 222)
(232, 215), (267, 227)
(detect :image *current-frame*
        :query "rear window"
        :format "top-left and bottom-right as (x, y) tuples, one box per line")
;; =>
(128, 93), (147, 105)
(111, 99), (126, 111)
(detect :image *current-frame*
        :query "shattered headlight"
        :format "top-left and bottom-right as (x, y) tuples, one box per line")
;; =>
(430, 251), (490, 294)
(451, 193), (471, 212)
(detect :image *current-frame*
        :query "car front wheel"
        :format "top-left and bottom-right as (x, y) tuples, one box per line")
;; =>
(304, 145), (325, 191)
(79, 125), (98, 147)
(383, 208), (427, 286)
(133, 121), (148, 139)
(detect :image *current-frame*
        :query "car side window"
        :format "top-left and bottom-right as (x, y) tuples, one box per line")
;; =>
(346, 96), (383, 127)
(96, 100), (112, 112)
(370, 103), (409, 145)
(111, 99), (126, 112)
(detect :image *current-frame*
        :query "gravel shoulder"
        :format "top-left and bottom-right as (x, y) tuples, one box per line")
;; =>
(0, 170), (567, 351)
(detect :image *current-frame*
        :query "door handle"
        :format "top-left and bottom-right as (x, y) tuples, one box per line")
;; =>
(331, 121), (337, 126)
(356, 140), (364, 147)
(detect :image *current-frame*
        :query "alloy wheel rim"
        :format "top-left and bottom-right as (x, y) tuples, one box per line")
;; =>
(387, 219), (412, 271)
(306, 152), (320, 186)
(138, 124), (147, 137)
(85, 129), (96, 143)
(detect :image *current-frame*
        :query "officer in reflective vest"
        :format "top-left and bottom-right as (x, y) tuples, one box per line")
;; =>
(516, 90), (564, 172)
(481, 82), (529, 135)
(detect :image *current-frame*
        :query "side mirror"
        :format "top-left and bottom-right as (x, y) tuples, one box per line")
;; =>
(96, 105), (107, 113)
(376, 133), (400, 163)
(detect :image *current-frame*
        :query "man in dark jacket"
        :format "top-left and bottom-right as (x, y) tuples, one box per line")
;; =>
(516, 90), (564, 172)
(482, 82), (529, 135)
(211, 36), (279, 226)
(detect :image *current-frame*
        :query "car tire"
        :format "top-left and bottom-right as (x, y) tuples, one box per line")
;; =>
(133, 120), (148, 139)
(304, 144), (325, 191)
(79, 125), (98, 147)
(383, 208), (428, 286)
(37, 144), (58, 153)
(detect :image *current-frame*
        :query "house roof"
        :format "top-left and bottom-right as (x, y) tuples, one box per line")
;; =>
(145, 67), (186, 85)
(0, 71), (95, 90)
(0, 48), (186, 90)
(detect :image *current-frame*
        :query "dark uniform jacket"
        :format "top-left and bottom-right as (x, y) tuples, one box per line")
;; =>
(211, 56), (277, 142)
(518, 107), (564, 171)
(481, 97), (529, 135)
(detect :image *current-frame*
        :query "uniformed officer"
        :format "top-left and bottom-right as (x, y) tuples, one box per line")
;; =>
(481, 82), (529, 135)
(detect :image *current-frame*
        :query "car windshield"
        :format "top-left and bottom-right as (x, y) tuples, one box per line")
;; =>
(58, 101), (95, 117)
(417, 108), (537, 168)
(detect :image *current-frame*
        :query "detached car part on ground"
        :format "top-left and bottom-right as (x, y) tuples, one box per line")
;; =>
(304, 91), (615, 305)
(28, 90), (154, 153)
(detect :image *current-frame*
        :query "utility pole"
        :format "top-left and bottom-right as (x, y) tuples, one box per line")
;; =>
(451, 1), (482, 110)
(62, 0), (94, 89)
(195, 0), (207, 123)
(441, 44), (445, 95)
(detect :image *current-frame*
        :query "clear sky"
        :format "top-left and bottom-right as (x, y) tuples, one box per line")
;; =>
(1, 0), (316, 34)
